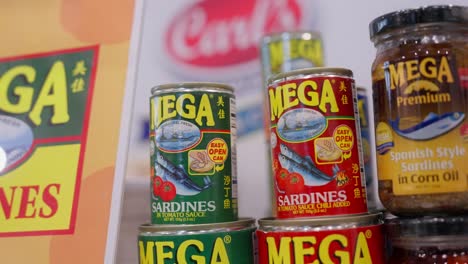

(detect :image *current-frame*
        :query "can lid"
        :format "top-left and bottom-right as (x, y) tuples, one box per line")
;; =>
(267, 67), (353, 85)
(151, 82), (234, 96)
(139, 218), (255, 233)
(369, 5), (468, 39)
(261, 31), (322, 44)
(386, 214), (468, 240)
(258, 213), (382, 228)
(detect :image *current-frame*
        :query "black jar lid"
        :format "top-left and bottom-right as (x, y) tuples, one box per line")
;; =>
(385, 214), (468, 244)
(369, 5), (468, 39)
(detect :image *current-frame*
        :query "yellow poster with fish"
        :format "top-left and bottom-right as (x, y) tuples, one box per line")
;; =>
(0, 0), (140, 263)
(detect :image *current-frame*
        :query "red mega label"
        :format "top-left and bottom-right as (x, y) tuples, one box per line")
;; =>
(256, 225), (385, 264)
(268, 75), (368, 218)
(165, 0), (301, 67)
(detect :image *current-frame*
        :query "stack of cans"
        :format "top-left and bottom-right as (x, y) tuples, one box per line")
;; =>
(138, 83), (256, 263)
(260, 31), (325, 217)
(257, 32), (385, 263)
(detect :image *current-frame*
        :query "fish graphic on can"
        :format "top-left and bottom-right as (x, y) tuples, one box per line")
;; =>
(149, 83), (237, 224)
(267, 67), (368, 218)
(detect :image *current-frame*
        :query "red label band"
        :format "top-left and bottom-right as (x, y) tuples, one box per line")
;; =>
(256, 224), (385, 263)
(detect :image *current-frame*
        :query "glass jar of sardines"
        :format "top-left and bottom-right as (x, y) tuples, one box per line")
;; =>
(369, 5), (468, 215)
(386, 215), (468, 264)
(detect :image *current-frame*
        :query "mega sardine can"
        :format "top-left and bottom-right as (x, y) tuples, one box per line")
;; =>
(260, 31), (325, 217)
(267, 68), (368, 218)
(149, 83), (238, 224)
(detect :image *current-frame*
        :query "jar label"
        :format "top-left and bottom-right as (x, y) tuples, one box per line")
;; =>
(374, 51), (468, 195)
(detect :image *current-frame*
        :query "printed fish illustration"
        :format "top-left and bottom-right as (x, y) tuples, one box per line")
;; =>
(278, 154), (336, 186)
(155, 153), (212, 196)
(280, 143), (316, 171)
(391, 112), (465, 140)
(0, 115), (34, 174)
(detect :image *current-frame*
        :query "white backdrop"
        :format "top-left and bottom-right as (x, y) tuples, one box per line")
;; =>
(117, 1), (466, 262)
(125, 0), (468, 220)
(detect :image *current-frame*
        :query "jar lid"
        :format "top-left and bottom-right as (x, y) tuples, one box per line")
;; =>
(369, 5), (468, 39)
(386, 214), (468, 239)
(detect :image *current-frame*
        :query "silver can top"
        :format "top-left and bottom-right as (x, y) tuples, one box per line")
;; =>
(268, 67), (353, 86)
(139, 218), (255, 235)
(151, 82), (234, 96)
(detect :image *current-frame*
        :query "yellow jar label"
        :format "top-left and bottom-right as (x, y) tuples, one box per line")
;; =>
(375, 122), (393, 155)
(373, 52), (468, 196)
(377, 126), (467, 195)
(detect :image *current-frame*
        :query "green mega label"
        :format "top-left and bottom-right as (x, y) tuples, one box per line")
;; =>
(138, 227), (255, 264)
(149, 89), (237, 224)
(0, 47), (96, 139)
(0, 46), (97, 236)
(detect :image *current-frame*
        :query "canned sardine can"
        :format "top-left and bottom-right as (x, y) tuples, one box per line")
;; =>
(149, 82), (238, 224)
(267, 67), (368, 218)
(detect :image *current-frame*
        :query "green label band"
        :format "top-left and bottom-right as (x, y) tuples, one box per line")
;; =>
(138, 228), (255, 264)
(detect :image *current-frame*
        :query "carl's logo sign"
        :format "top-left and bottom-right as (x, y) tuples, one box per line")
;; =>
(165, 0), (302, 68)
(385, 56), (455, 107)
(0, 46), (98, 237)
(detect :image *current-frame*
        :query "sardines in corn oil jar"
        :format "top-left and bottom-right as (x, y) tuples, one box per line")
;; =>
(369, 5), (468, 215)
(267, 67), (368, 218)
(149, 83), (237, 224)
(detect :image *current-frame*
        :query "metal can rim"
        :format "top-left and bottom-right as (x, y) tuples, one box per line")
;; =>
(261, 31), (322, 44)
(258, 212), (383, 228)
(139, 217), (255, 233)
(267, 67), (353, 85)
(151, 82), (234, 96)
